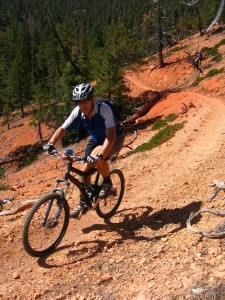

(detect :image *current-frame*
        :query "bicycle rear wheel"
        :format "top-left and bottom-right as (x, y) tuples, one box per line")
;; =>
(22, 193), (70, 257)
(96, 169), (125, 219)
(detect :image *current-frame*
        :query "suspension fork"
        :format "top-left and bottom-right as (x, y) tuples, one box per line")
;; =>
(42, 178), (70, 226)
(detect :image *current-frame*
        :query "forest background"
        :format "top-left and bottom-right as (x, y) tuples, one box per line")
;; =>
(0, 0), (224, 145)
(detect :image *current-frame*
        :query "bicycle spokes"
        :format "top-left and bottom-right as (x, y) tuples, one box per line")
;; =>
(22, 193), (69, 257)
(95, 169), (125, 218)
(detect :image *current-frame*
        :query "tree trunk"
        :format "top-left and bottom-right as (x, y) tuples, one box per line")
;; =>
(38, 122), (43, 142)
(32, 106), (43, 142)
(47, 11), (81, 74)
(195, 7), (204, 36)
(155, 0), (164, 68)
(206, 0), (225, 32)
(19, 78), (25, 118)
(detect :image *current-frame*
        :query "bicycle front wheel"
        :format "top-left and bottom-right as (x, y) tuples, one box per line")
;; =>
(96, 169), (125, 219)
(22, 193), (70, 257)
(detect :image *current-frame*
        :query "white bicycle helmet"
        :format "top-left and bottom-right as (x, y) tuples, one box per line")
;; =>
(72, 83), (94, 101)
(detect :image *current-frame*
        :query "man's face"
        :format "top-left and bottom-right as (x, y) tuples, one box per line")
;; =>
(77, 98), (94, 116)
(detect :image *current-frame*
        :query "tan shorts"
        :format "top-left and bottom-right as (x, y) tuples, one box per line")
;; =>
(85, 134), (125, 159)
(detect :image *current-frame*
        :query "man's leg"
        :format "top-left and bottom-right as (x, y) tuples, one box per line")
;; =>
(70, 140), (99, 218)
(91, 134), (125, 197)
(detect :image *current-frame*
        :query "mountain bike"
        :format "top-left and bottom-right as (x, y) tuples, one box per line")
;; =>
(22, 149), (125, 257)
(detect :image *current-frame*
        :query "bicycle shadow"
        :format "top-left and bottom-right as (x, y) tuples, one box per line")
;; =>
(37, 200), (202, 268)
(82, 200), (202, 240)
(37, 240), (106, 268)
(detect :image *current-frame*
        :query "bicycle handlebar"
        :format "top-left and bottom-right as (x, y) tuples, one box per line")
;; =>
(50, 149), (86, 163)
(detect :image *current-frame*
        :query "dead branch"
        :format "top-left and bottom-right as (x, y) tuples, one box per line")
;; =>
(184, 49), (204, 74)
(175, 102), (195, 118)
(123, 131), (138, 150)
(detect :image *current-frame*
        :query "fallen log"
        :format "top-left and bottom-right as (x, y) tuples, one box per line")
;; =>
(0, 199), (37, 216)
(123, 91), (161, 126)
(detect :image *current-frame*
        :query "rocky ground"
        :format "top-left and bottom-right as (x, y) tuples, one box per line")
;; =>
(1, 27), (225, 300)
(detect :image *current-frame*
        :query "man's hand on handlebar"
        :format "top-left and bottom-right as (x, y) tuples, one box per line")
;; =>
(86, 154), (103, 164)
(43, 143), (55, 153)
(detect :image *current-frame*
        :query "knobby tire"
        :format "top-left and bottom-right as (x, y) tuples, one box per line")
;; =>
(96, 169), (125, 218)
(22, 193), (70, 257)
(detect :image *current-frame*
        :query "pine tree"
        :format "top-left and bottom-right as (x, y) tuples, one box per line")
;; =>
(6, 21), (32, 116)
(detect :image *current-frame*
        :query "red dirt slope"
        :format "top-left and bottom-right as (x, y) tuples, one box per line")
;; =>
(1, 28), (225, 300)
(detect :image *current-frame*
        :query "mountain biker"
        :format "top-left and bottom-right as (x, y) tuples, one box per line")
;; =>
(44, 83), (125, 218)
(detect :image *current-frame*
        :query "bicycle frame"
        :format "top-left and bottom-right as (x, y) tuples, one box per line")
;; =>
(52, 161), (101, 202)
(41, 162), (101, 226)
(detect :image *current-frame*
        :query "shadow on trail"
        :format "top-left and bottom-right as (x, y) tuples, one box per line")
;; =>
(37, 240), (106, 268)
(37, 200), (202, 268)
(83, 200), (202, 240)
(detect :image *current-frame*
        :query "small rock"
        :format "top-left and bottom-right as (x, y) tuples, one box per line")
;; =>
(12, 272), (20, 279)
(196, 252), (203, 258)
(98, 275), (113, 284)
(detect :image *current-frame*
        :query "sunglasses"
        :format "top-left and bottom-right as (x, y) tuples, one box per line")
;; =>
(76, 98), (92, 105)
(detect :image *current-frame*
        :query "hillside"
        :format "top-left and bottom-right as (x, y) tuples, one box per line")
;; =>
(1, 27), (225, 299)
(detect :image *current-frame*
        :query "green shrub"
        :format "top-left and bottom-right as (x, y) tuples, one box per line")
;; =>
(165, 113), (177, 122)
(216, 39), (225, 47)
(202, 46), (222, 62)
(205, 68), (224, 78)
(151, 118), (167, 130)
(193, 76), (202, 87)
(211, 53), (222, 62)
(0, 184), (15, 191)
(169, 45), (185, 54)
(132, 122), (185, 154)
(151, 114), (177, 131)
(202, 46), (219, 57)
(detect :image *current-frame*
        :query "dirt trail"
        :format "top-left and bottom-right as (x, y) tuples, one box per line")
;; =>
(1, 30), (225, 300)
(1, 92), (225, 300)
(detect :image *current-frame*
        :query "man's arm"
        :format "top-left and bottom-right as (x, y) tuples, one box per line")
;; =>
(49, 126), (67, 145)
